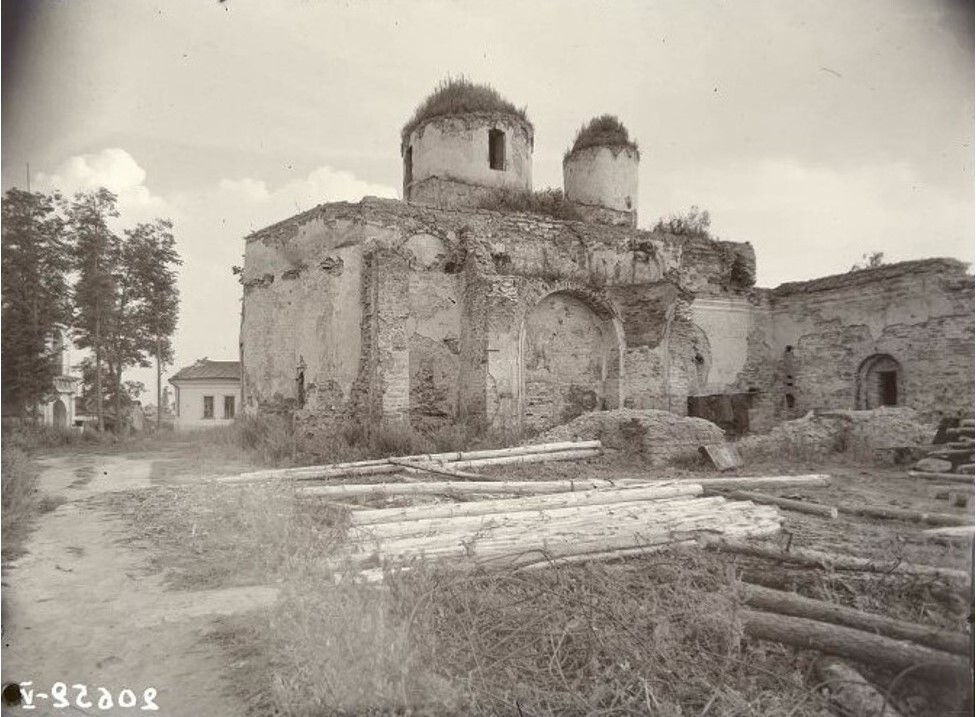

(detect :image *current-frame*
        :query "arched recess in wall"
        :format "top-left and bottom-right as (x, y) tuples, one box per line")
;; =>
(52, 398), (67, 429)
(518, 289), (624, 430)
(856, 354), (903, 409)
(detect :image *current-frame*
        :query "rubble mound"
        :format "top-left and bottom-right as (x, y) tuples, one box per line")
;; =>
(539, 409), (725, 465)
(737, 407), (931, 463)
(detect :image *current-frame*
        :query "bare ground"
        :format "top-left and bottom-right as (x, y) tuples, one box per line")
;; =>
(1, 452), (277, 716)
(3, 445), (972, 715)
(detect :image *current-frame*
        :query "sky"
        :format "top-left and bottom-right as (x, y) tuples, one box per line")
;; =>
(3, 0), (973, 407)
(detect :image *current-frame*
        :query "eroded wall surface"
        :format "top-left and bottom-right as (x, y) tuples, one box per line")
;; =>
(241, 197), (972, 436)
(763, 260), (974, 423)
(241, 197), (756, 433)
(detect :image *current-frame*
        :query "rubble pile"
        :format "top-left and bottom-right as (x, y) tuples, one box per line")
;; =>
(539, 409), (725, 465)
(737, 407), (932, 463)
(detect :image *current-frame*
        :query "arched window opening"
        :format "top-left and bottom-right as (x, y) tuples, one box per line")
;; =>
(857, 354), (902, 409)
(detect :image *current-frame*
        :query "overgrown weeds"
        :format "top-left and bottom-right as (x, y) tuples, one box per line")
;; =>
(1, 446), (42, 560)
(477, 188), (582, 221)
(566, 114), (638, 158)
(402, 76), (530, 144)
(2, 421), (112, 452)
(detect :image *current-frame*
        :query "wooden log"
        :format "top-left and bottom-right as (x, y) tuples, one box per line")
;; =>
(694, 474), (831, 489)
(945, 427), (975, 437)
(349, 483), (704, 526)
(814, 657), (907, 717)
(740, 609), (968, 682)
(740, 583), (970, 655)
(922, 525), (974, 539)
(908, 471), (974, 483)
(836, 504), (972, 527)
(955, 463), (975, 474)
(350, 496), (738, 544)
(701, 536), (970, 582)
(516, 540), (699, 571)
(301, 478), (635, 499)
(447, 448), (602, 470)
(388, 458), (486, 480)
(216, 440), (602, 483)
(302, 475), (833, 500)
(340, 510), (783, 570)
(708, 489), (838, 518)
(922, 448), (973, 457)
(219, 463), (403, 484)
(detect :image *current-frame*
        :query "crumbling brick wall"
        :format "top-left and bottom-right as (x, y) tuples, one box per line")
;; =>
(762, 259), (974, 423)
(240, 196), (759, 435)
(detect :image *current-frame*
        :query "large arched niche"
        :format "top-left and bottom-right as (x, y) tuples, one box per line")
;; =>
(517, 288), (624, 430)
(856, 353), (903, 409)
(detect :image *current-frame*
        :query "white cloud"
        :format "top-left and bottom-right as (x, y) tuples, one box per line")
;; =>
(35, 148), (397, 406)
(164, 164), (397, 390)
(34, 148), (172, 224)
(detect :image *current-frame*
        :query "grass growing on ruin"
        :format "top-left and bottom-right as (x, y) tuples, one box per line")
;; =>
(566, 114), (639, 157)
(477, 187), (583, 221)
(402, 76), (530, 143)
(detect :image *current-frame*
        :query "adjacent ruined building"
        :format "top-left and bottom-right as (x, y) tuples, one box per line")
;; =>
(240, 81), (974, 436)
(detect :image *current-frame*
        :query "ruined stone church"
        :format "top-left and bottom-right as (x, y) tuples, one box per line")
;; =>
(239, 82), (974, 436)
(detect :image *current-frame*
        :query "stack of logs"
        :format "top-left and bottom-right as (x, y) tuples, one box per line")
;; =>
(909, 417), (975, 482)
(210, 438), (972, 712)
(316, 480), (793, 574)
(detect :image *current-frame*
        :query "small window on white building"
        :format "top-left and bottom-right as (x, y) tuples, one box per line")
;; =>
(489, 129), (506, 170)
(224, 395), (236, 419)
(203, 395), (214, 419)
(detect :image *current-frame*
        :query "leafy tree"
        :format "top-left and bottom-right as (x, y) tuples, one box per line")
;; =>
(653, 205), (712, 238)
(67, 189), (121, 431)
(1, 189), (72, 419)
(76, 357), (144, 430)
(126, 219), (181, 430)
(850, 251), (886, 272)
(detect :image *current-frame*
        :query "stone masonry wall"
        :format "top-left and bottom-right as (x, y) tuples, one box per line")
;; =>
(764, 259), (974, 423)
(241, 196), (759, 435)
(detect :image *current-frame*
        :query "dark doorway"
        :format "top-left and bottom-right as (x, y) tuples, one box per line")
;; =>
(489, 129), (505, 170)
(878, 370), (897, 406)
(856, 354), (902, 409)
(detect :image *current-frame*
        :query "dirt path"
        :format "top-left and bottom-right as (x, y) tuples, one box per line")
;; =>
(1, 453), (277, 716)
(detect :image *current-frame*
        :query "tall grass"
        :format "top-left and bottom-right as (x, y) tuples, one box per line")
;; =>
(566, 114), (638, 158)
(477, 187), (582, 221)
(402, 76), (530, 143)
(1, 446), (41, 559)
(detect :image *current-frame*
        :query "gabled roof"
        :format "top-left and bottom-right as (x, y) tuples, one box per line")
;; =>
(170, 360), (241, 382)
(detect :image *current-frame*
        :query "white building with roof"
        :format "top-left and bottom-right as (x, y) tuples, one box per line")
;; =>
(168, 359), (241, 430)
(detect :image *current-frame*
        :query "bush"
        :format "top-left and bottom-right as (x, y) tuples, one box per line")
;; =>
(652, 205), (713, 239)
(566, 114), (638, 158)
(1, 421), (110, 452)
(402, 76), (530, 144)
(477, 188), (582, 221)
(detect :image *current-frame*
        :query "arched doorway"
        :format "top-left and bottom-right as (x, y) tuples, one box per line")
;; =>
(857, 354), (902, 409)
(519, 290), (623, 430)
(52, 398), (67, 428)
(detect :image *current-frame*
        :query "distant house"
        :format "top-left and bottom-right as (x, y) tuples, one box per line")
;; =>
(168, 359), (241, 430)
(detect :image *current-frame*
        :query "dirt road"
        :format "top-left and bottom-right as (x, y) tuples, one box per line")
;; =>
(1, 453), (276, 716)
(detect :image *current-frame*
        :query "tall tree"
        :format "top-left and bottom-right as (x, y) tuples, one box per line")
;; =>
(126, 219), (181, 430)
(1, 189), (72, 419)
(68, 189), (120, 432)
